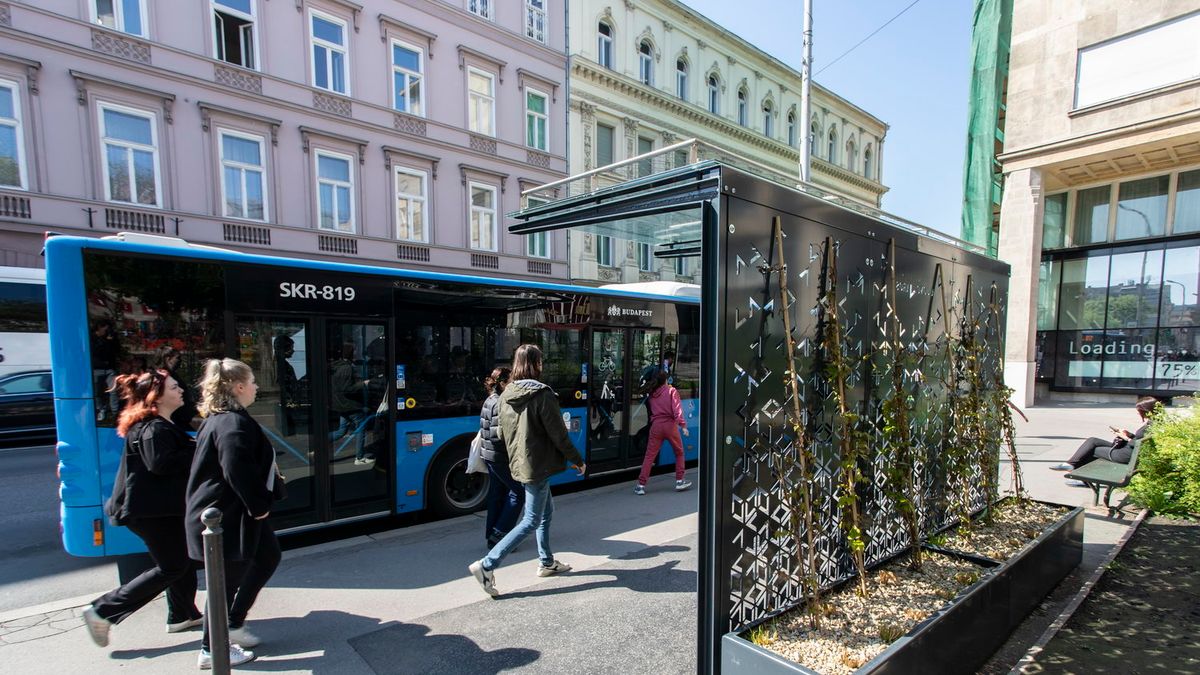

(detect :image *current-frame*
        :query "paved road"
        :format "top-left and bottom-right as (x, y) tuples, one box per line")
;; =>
(0, 445), (115, 613)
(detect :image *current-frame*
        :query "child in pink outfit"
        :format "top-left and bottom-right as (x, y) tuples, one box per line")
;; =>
(635, 370), (691, 494)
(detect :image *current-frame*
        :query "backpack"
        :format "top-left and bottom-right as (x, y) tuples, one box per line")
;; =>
(104, 422), (147, 527)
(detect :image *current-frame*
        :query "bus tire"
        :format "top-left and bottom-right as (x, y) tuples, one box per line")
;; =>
(426, 439), (489, 517)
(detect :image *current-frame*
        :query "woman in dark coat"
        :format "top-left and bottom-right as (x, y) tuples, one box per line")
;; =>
(185, 358), (281, 669)
(480, 367), (522, 549)
(82, 370), (203, 647)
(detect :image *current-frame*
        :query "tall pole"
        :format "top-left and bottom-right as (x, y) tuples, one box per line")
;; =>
(798, 0), (813, 182)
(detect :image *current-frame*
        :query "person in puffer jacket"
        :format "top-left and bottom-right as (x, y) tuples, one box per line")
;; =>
(468, 344), (585, 597)
(479, 366), (523, 549)
(635, 369), (691, 495)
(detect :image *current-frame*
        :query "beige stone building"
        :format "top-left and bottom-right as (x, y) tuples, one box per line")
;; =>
(998, 1), (1200, 406)
(565, 0), (888, 284)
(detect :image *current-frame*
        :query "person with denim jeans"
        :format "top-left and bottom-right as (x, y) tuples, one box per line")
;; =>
(479, 367), (523, 549)
(469, 344), (585, 597)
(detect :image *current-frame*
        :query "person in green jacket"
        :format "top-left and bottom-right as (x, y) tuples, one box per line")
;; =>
(469, 344), (585, 597)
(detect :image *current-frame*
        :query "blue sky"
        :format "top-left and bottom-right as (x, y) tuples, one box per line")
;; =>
(679, 0), (976, 237)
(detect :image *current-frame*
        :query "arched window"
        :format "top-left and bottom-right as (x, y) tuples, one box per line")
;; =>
(786, 110), (797, 147)
(638, 40), (654, 85)
(597, 22), (613, 69)
(846, 138), (857, 171)
(810, 117), (821, 156)
(762, 100), (774, 138)
(676, 58), (688, 99)
(707, 74), (720, 114)
(864, 145), (873, 180)
(737, 88), (748, 126)
(827, 125), (838, 164)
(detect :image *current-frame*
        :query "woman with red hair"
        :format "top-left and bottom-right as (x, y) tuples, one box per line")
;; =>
(82, 369), (202, 648)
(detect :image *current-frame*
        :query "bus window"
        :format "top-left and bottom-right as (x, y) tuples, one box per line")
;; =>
(84, 253), (225, 425)
(0, 269), (49, 377)
(0, 280), (47, 332)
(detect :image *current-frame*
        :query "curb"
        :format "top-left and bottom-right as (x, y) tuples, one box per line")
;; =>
(1007, 506), (1150, 675)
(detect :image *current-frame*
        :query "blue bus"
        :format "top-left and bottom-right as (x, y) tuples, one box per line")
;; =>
(46, 233), (700, 557)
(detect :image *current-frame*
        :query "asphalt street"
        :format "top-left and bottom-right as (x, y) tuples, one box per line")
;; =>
(0, 444), (115, 613)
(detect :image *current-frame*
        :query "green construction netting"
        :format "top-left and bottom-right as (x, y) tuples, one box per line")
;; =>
(961, 0), (1012, 258)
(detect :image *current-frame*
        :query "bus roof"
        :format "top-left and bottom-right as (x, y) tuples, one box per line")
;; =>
(599, 281), (700, 298)
(0, 265), (46, 283)
(46, 234), (699, 305)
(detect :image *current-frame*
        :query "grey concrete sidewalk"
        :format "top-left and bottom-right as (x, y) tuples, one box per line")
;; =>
(0, 401), (1150, 674)
(0, 471), (700, 673)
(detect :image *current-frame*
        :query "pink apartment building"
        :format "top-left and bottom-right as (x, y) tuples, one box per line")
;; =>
(0, 0), (568, 279)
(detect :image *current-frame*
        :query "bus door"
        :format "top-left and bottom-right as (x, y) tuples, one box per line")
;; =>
(233, 316), (391, 531)
(586, 327), (662, 471)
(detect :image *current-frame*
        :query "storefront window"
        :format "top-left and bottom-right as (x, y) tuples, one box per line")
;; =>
(1160, 246), (1200, 327)
(1100, 328), (1156, 389)
(1073, 186), (1110, 245)
(1154, 327), (1200, 392)
(1114, 175), (1168, 240)
(1057, 255), (1109, 330)
(1042, 193), (1067, 250)
(1054, 330), (1102, 389)
(1104, 250), (1162, 329)
(1175, 170), (1200, 235)
(1036, 259), (1061, 330)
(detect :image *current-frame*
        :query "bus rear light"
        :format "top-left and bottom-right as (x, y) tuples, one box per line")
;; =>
(93, 519), (104, 547)
(406, 490), (418, 496)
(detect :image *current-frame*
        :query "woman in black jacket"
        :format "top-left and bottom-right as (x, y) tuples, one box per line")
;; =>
(185, 358), (281, 669)
(82, 370), (203, 647)
(154, 345), (199, 429)
(480, 367), (522, 549)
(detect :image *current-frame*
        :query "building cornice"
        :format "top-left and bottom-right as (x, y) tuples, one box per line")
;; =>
(572, 60), (887, 195)
(377, 13), (437, 57)
(998, 107), (1200, 168)
(605, 0), (887, 131)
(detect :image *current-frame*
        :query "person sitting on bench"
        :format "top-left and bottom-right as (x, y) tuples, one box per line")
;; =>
(1052, 396), (1158, 474)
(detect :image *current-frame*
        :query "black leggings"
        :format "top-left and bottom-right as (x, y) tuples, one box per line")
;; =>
(201, 527), (281, 649)
(92, 516), (200, 625)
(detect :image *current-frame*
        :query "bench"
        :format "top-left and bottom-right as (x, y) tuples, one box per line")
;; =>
(1066, 444), (1141, 517)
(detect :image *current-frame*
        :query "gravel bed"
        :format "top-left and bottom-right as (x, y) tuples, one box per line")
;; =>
(937, 499), (1066, 561)
(747, 500), (1068, 674)
(750, 552), (984, 675)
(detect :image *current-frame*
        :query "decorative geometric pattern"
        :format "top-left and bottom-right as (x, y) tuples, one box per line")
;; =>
(718, 213), (1008, 635)
(0, 3), (11, 28)
(526, 150), (551, 168)
(214, 64), (262, 94)
(394, 113), (427, 136)
(470, 134), (498, 155)
(91, 28), (151, 64)
(313, 91), (351, 117)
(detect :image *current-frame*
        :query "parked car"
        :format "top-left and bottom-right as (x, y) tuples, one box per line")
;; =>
(0, 370), (55, 446)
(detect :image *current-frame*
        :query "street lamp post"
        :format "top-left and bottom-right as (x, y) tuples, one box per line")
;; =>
(798, 0), (813, 183)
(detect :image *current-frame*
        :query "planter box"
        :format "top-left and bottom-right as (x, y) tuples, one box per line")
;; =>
(723, 504), (1085, 675)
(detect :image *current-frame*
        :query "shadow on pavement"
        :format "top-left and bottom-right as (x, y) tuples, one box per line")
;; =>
(350, 621), (539, 675)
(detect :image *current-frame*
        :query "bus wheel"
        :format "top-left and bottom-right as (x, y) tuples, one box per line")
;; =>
(427, 442), (489, 517)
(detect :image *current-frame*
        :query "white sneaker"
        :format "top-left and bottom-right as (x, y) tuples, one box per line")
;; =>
(198, 644), (256, 669)
(228, 625), (261, 648)
(166, 617), (204, 633)
(469, 560), (499, 597)
(675, 479), (693, 492)
(537, 560), (572, 577)
(82, 606), (111, 647)
(1050, 463), (1074, 471)
(633, 484), (646, 495)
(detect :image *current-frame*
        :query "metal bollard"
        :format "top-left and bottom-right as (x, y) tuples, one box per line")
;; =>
(201, 507), (231, 675)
